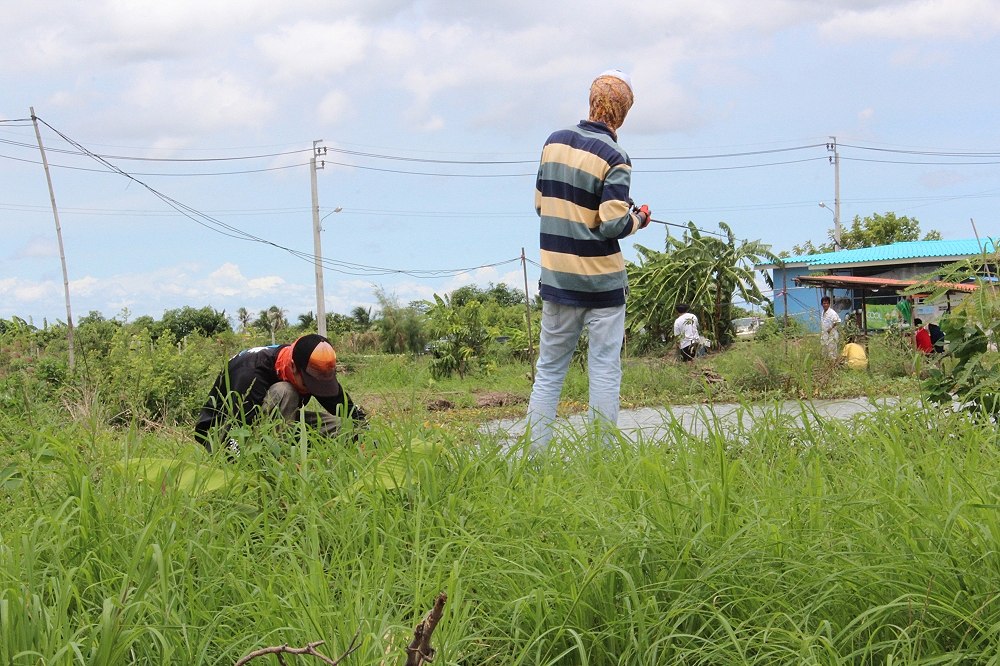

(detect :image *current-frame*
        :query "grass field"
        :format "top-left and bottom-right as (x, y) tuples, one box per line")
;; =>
(3, 387), (999, 664)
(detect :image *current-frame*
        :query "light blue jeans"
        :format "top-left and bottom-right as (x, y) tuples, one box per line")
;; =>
(526, 301), (626, 451)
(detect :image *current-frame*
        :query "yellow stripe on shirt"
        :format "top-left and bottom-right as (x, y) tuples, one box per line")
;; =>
(538, 195), (599, 226)
(540, 249), (625, 276)
(542, 142), (630, 181)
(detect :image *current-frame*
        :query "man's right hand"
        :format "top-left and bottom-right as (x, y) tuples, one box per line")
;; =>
(636, 204), (652, 229)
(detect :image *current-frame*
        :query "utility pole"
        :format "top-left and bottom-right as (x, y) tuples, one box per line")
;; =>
(521, 247), (534, 381)
(30, 107), (75, 370)
(310, 140), (328, 338)
(827, 136), (842, 250)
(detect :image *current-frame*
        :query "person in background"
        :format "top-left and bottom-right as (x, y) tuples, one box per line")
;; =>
(819, 296), (841, 360)
(673, 303), (700, 362)
(928, 321), (945, 354)
(914, 318), (933, 355)
(525, 68), (652, 452)
(194, 333), (367, 454)
(840, 337), (869, 370)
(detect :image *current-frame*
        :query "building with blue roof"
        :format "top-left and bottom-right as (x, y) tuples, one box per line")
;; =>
(756, 239), (993, 333)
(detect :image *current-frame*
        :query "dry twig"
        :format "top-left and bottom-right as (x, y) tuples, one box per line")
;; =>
(235, 629), (361, 666)
(404, 592), (447, 666)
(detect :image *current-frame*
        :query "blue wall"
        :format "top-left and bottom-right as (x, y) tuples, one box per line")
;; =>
(771, 266), (853, 333)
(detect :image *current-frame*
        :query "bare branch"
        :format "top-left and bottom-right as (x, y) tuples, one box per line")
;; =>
(404, 592), (448, 666)
(235, 630), (361, 666)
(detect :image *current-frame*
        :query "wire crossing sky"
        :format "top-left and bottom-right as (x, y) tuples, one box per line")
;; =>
(2, 0), (999, 322)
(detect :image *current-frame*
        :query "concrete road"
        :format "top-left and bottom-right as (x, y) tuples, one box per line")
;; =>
(482, 396), (902, 444)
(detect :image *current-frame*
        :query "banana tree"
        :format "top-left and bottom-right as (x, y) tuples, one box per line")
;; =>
(626, 222), (777, 348)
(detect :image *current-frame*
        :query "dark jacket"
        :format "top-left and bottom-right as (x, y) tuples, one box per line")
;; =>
(194, 344), (364, 450)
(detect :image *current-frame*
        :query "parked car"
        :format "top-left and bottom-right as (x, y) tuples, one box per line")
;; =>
(733, 317), (762, 340)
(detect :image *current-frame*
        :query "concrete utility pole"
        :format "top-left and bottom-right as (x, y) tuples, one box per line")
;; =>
(30, 107), (75, 370)
(827, 136), (842, 251)
(521, 247), (534, 381)
(310, 140), (328, 337)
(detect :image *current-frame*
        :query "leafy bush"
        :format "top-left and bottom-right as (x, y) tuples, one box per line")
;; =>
(754, 315), (804, 342)
(924, 285), (1000, 415)
(425, 296), (494, 378)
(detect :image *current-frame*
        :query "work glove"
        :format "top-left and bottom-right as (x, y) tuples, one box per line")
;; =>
(636, 204), (652, 229)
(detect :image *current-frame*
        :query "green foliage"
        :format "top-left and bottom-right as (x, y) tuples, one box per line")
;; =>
(86, 328), (233, 424)
(754, 315), (805, 342)
(449, 282), (526, 308)
(924, 291), (1000, 415)
(374, 288), (427, 354)
(349, 305), (372, 329)
(160, 305), (231, 339)
(424, 295), (494, 378)
(789, 211), (942, 255)
(627, 221), (777, 349)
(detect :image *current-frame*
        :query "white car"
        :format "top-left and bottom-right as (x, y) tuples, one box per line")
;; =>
(733, 317), (761, 340)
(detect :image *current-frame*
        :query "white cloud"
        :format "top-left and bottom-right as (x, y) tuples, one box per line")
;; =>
(317, 91), (351, 124)
(821, 0), (1000, 40)
(256, 20), (371, 84)
(206, 263), (288, 298)
(10, 237), (57, 260)
(0, 277), (57, 305)
(121, 65), (274, 133)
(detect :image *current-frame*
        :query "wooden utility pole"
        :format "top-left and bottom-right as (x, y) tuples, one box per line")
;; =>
(30, 107), (75, 370)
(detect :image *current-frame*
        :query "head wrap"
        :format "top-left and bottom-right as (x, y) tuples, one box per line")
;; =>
(589, 69), (634, 131)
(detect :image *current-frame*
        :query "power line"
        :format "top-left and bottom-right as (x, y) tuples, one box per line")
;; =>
(639, 157), (827, 173)
(843, 156), (1000, 166)
(839, 142), (1000, 158)
(0, 136), (312, 162)
(30, 116), (524, 280)
(0, 149), (311, 175)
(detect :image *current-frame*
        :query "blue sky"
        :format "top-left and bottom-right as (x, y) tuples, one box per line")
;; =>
(2, 0), (999, 325)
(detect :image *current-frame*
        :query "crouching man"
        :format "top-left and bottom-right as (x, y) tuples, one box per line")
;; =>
(194, 333), (367, 454)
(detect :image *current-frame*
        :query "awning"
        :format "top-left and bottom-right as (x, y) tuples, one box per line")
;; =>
(794, 274), (977, 294)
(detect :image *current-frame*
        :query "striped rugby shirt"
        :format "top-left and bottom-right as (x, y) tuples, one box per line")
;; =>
(534, 120), (642, 308)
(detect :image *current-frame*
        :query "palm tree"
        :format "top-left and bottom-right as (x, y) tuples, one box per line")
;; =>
(297, 311), (316, 331)
(257, 305), (287, 344)
(350, 306), (372, 331)
(237, 307), (251, 333)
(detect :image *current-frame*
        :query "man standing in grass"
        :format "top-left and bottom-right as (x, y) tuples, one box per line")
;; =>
(526, 69), (652, 451)
(194, 333), (367, 454)
(819, 296), (841, 360)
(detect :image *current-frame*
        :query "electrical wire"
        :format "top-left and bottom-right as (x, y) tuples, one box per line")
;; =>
(0, 149), (312, 176)
(0, 136), (312, 162)
(31, 116), (524, 279)
(638, 157), (828, 173)
(839, 143), (1000, 158)
(843, 156), (1000, 166)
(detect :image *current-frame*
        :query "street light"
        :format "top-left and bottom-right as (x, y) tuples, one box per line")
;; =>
(819, 201), (841, 251)
(320, 206), (343, 226)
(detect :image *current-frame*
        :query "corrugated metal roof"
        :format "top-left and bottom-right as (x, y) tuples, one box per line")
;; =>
(794, 274), (978, 293)
(776, 238), (996, 267)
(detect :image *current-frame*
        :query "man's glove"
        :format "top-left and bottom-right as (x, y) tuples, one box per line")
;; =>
(636, 204), (652, 229)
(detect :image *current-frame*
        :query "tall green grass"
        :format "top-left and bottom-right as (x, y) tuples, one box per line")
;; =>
(2, 401), (999, 664)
